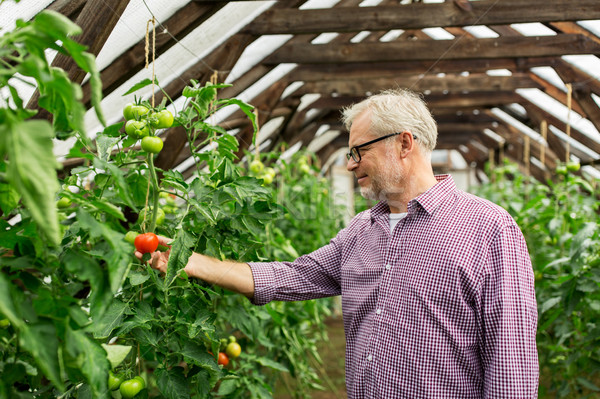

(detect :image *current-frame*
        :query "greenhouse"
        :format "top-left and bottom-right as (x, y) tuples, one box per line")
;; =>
(1, 0), (599, 398)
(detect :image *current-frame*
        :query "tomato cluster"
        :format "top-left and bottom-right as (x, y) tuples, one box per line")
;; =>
(248, 159), (276, 185)
(108, 372), (146, 398)
(122, 102), (174, 155)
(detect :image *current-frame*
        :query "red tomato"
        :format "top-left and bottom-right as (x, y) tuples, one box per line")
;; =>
(134, 232), (158, 254)
(218, 352), (229, 366)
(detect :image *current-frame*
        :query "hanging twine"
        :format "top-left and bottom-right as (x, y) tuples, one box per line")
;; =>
(566, 83), (572, 162)
(524, 135), (530, 176)
(254, 108), (261, 159)
(488, 148), (495, 170)
(540, 120), (547, 167)
(145, 17), (157, 108)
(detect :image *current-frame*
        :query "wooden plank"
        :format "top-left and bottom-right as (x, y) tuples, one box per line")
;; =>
(293, 73), (541, 96)
(46, 0), (87, 19)
(264, 34), (600, 64)
(288, 57), (556, 82)
(243, 0), (600, 35)
(81, 2), (225, 106)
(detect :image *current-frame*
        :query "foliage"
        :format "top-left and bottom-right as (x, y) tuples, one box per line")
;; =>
(0, 13), (344, 398)
(476, 161), (600, 398)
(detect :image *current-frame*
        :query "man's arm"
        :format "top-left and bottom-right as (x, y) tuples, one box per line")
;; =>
(480, 224), (539, 398)
(137, 236), (255, 299)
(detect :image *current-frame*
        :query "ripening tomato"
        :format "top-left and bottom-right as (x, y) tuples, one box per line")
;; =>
(566, 161), (580, 172)
(218, 352), (229, 366)
(134, 232), (158, 254)
(141, 136), (164, 154)
(226, 342), (241, 358)
(119, 377), (144, 398)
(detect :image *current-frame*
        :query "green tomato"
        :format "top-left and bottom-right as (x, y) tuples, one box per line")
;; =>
(260, 173), (273, 185)
(556, 165), (568, 175)
(138, 207), (165, 226)
(299, 163), (311, 174)
(108, 371), (124, 391)
(56, 197), (72, 209)
(228, 335), (237, 343)
(133, 376), (146, 389)
(141, 136), (164, 154)
(119, 378), (144, 398)
(249, 160), (264, 175)
(0, 319), (10, 328)
(125, 120), (149, 139)
(123, 103), (149, 120)
(151, 110), (174, 129)
(566, 161), (580, 172)
(124, 231), (138, 245)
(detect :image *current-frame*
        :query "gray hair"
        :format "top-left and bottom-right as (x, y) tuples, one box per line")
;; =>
(341, 88), (437, 154)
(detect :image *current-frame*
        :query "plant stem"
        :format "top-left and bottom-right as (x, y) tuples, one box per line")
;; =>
(147, 153), (160, 232)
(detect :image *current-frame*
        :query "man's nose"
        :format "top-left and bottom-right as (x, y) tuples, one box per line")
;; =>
(346, 156), (358, 172)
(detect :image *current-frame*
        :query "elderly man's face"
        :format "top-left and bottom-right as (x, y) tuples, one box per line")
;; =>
(346, 111), (405, 201)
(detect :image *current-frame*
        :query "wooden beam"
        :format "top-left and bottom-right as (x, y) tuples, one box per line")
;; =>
(46, 0), (87, 20)
(81, 2), (226, 106)
(264, 34), (600, 64)
(293, 73), (541, 96)
(243, 0), (600, 35)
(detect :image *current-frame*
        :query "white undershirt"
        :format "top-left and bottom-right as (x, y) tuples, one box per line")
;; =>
(389, 212), (408, 232)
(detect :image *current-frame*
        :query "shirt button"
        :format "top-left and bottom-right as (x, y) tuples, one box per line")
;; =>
(367, 354), (373, 361)
(376, 309), (382, 315)
(385, 264), (391, 270)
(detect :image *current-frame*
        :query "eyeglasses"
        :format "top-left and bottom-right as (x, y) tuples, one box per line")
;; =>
(346, 132), (416, 163)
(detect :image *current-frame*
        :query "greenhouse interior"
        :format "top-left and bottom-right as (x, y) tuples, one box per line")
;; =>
(1, 0), (599, 398)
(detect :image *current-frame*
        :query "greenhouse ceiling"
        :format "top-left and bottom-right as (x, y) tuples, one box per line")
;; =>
(2, 0), (600, 181)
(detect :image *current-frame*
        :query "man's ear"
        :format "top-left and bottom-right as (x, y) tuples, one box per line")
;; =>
(399, 131), (415, 158)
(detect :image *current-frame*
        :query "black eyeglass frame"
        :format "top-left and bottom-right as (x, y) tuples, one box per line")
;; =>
(346, 131), (416, 163)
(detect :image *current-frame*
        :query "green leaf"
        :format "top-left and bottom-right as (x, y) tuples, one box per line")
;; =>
(540, 297), (562, 314)
(165, 230), (195, 289)
(577, 377), (600, 392)
(65, 327), (111, 399)
(19, 323), (64, 391)
(128, 270), (150, 286)
(93, 158), (136, 209)
(216, 379), (238, 396)
(0, 274), (25, 329)
(123, 78), (155, 96)
(101, 344), (132, 369)
(255, 356), (290, 372)
(62, 248), (112, 320)
(0, 180), (20, 215)
(5, 119), (60, 245)
(90, 300), (131, 339)
(77, 209), (132, 293)
(96, 136), (121, 162)
(34, 10), (82, 37)
(155, 367), (191, 399)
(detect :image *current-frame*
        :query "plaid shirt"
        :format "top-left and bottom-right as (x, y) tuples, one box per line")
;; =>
(249, 175), (538, 398)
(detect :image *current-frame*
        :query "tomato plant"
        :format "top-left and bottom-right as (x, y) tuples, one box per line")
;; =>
(477, 160), (600, 398)
(123, 103), (149, 120)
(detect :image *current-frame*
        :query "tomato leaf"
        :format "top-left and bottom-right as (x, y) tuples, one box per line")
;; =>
(76, 209), (132, 292)
(4, 119), (61, 245)
(165, 230), (195, 289)
(64, 327), (111, 399)
(155, 367), (191, 399)
(90, 300), (132, 339)
(101, 344), (132, 369)
(19, 322), (64, 391)
(122, 78), (155, 96)
(93, 158), (136, 210)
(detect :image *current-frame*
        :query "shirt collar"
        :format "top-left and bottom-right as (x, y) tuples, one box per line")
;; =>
(369, 174), (456, 222)
(410, 174), (456, 215)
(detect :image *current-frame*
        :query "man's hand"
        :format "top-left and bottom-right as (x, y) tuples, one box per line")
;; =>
(134, 235), (172, 273)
